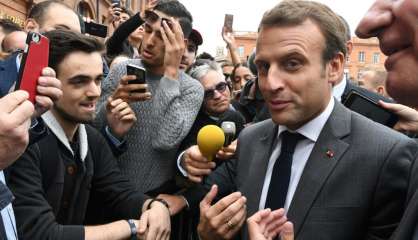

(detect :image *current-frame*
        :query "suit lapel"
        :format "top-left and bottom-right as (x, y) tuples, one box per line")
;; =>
(244, 120), (278, 216)
(287, 102), (351, 237)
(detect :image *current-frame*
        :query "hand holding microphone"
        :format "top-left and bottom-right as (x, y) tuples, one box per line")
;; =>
(181, 125), (225, 183)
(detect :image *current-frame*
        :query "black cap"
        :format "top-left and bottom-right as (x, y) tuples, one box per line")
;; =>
(188, 28), (203, 46)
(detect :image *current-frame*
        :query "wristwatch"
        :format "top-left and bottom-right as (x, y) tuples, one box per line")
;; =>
(127, 219), (137, 240)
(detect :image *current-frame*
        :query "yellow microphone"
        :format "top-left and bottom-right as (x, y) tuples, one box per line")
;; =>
(197, 125), (225, 161)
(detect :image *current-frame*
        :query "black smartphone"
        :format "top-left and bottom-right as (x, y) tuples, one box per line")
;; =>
(111, 0), (120, 8)
(84, 21), (108, 38)
(15, 32), (49, 104)
(127, 64), (146, 93)
(224, 14), (234, 32)
(343, 90), (399, 128)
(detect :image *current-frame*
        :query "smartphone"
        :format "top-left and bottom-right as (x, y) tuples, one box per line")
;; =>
(15, 32), (49, 104)
(111, 0), (120, 8)
(126, 64), (146, 93)
(224, 14), (234, 33)
(343, 90), (399, 128)
(84, 21), (108, 38)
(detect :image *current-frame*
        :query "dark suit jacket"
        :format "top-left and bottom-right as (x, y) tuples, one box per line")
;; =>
(0, 53), (18, 97)
(391, 149), (418, 240)
(185, 101), (418, 240)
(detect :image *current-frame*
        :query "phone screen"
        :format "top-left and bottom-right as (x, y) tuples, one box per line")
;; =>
(15, 32), (49, 104)
(224, 14), (234, 32)
(343, 91), (398, 127)
(127, 64), (146, 93)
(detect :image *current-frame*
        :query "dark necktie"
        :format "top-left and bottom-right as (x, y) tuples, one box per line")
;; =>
(265, 131), (304, 211)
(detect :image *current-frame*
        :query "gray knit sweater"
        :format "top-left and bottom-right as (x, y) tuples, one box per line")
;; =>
(96, 59), (204, 192)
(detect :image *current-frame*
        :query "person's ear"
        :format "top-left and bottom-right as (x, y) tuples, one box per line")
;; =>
(346, 40), (353, 56)
(24, 18), (40, 33)
(327, 52), (345, 86)
(377, 85), (386, 95)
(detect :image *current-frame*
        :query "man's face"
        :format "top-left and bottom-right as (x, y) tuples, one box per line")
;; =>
(255, 20), (340, 130)
(114, 12), (130, 29)
(52, 51), (103, 125)
(358, 71), (378, 92)
(180, 40), (197, 70)
(141, 10), (174, 68)
(201, 70), (231, 116)
(2, 31), (27, 53)
(27, 4), (81, 33)
(356, 0), (418, 107)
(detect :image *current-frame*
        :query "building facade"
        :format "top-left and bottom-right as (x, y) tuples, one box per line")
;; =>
(346, 37), (386, 81)
(0, 0), (141, 28)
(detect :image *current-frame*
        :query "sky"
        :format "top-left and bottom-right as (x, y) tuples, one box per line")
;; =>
(179, 0), (376, 56)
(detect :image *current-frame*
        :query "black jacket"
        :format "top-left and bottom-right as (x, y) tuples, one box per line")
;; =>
(7, 125), (148, 240)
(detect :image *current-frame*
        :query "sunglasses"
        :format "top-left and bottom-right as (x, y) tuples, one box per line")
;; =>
(144, 10), (173, 29)
(204, 82), (228, 99)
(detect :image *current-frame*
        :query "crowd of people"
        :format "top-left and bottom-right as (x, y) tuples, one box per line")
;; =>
(0, 0), (418, 239)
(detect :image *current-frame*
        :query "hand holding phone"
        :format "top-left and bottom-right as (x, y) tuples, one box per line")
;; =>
(343, 90), (399, 128)
(224, 14), (234, 33)
(126, 64), (147, 93)
(15, 32), (49, 104)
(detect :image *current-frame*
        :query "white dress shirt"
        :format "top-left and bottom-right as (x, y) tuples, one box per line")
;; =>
(0, 171), (17, 240)
(332, 75), (347, 102)
(258, 97), (335, 212)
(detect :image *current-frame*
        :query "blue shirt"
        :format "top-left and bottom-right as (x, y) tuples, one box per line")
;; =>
(0, 171), (17, 240)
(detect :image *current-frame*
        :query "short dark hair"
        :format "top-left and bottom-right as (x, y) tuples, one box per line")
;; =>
(154, 0), (193, 38)
(43, 30), (104, 74)
(196, 52), (215, 61)
(0, 19), (22, 34)
(259, 0), (346, 64)
(338, 15), (351, 42)
(28, 1), (73, 25)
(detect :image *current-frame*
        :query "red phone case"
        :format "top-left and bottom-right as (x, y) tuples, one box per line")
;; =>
(15, 32), (49, 103)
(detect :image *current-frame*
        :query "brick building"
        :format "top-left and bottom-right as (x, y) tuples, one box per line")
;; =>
(218, 32), (386, 82)
(346, 36), (386, 81)
(0, 0), (141, 29)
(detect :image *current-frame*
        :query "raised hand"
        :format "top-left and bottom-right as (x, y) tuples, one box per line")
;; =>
(0, 91), (34, 169)
(181, 145), (216, 183)
(34, 67), (62, 117)
(160, 17), (185, 80)
(198, 185), (247, 240)
(106, 97), (137, 138)
(247, 208), (289, 240)
(111, 75), (151, 103)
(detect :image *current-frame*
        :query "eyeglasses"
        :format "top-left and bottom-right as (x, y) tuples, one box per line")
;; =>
(144, 10), (173, 29)
(204, 82), (228, 99)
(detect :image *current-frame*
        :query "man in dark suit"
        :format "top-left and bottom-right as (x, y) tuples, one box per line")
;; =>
(356, 0), (418, 239)
(0, 52), (19, 96)
(174, 1), (418, 240)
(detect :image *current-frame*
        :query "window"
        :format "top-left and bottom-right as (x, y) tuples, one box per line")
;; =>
(358, 51), (365, 63)
(372, 53), (380, 64)
(238, 46), (245, 57)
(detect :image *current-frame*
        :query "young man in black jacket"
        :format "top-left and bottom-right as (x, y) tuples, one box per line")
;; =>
(7, 30), (171, 240)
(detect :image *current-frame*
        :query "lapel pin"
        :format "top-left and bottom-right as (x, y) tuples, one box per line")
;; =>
(326, 150), (334, 158)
